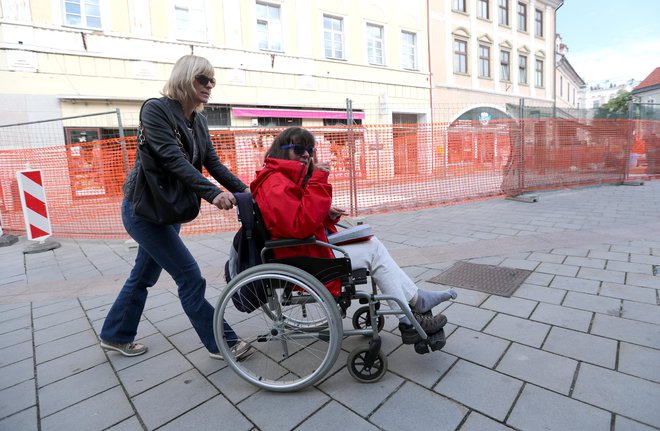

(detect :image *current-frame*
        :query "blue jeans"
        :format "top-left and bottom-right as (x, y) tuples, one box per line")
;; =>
(100, 199), (236, 352)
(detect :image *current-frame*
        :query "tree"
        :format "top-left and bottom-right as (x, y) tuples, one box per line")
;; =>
(595, 91), (631, 119)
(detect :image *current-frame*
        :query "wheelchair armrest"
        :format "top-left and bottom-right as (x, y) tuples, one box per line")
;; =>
(265, 237), (317, 248)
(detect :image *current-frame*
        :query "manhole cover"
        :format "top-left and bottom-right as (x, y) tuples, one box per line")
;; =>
(428, 261), (532, 297)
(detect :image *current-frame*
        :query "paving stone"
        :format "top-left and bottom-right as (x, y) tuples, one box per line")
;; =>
(117, 348), (193, 396)
(0, 326), (31, 350)
(480, 295), (538, 318)
(543, 327), (617, 368)
(577, 267), (626, 284)
(132, 369), (218, 430)
(496, 343), (578, 395)
(0, 357), (34, 391)
(105, 416), (142, 431)
(442, 303), (496, 331)
(0, 314), (31, 335)
(549, 275), (600, 294)
(442, 327), (509, 368)
(0, 379), (35, 419)
(618, 342), (660, 383)
(611, 245), (651, 255)
(563, 256), (606, 269)
(523, 272), (555, 287)
(40, 386), (133, 431)
(0, 340), (32, 367)
(629, 253), (660, 265)
(507, 384), (610, 431)
(238, 385), (329, 431)
(296, 401), (379, 431)
(450, 289), (490, 307)
(372, 381), (467, 431)
(39, 363), (118, 417)
(37, 345), (107, 387)
(606, 260), (654, 275)
(151, 313), (194, 337)
(459, 412), (514, 431)
(158, 395), (253, 431)
(514, 284), (565, 304)
(0, 304), (30, 324)
(499, 258), (539, 271)
(530, 302), (592, 332)
(590, 314), (660, 349)
(33, 306), (86, 331)
(319, 362), (403, 416)
(573, 363), (660, 427)
(562, 291), (621, 316)
(528, 252), (566, 264)
(622, 300), (660, 325)
(32, 300), (80, 319)
(386, 346), (456, 389)
(615, 415), (660, 431)
(434, 360), (522, 421)
(600, 282), (657, 304)
(0, 406), (37, 431)
(626, 272), (660, 289)
(484, 314), (550, 348)
(536, 262), (579, 277)
(207, 366), (259, 405)
(33, 317), (91, 345)
(588, 250), (629, 262)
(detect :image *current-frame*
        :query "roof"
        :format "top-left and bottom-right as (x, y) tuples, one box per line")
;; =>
(632, 67), (660, 94)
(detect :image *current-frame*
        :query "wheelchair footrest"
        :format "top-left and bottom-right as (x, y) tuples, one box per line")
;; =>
(414, 329), (446, 355)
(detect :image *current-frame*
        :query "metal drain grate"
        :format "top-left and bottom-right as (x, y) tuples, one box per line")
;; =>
(428, 261), (532, 297)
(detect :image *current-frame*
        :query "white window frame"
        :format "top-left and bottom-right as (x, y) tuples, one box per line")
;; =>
(478, 0), (490, 20)
(535, 58), (544, 87)
(63, 0), (102, 29)
(519, 54), (528, 84)
(401, 30), (417, 70)
(256, 2), (282, 51)
(174, 0), (207, 43)
(498, 0), (509, 26)
(454, 38), (468, 74)
(535, 8), (543, 37)
(453, 0), (467, 13)
(517, 2), (527, 32)
(500, 50), (510, 81)
(324, 15), (344, 60)
(479, 44), (491, 78)
(367, 23), (384, 65)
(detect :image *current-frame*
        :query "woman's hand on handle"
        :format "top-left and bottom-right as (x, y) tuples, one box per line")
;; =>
(212, 191), (238, 210)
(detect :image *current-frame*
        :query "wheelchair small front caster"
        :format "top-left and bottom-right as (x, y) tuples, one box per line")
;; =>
(347, 346), (388, 383)
(352, 305), (385, 332)
(414, 329), (446, 355)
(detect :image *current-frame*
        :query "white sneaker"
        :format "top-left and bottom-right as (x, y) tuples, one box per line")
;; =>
(209, 340), (254, 361)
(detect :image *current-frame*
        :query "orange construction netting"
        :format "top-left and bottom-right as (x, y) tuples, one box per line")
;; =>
(1, 119), (658, 239)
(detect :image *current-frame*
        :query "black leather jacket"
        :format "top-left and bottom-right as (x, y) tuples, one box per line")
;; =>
(124, 97), (246, 202)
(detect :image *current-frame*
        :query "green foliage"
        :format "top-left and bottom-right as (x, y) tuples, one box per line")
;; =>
(595, 91), (632, 119)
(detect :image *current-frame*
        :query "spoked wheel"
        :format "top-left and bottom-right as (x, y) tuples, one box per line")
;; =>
(351, 305), (385, 332)
(347, 346), (388, 383)
(214, 264), (342, 392)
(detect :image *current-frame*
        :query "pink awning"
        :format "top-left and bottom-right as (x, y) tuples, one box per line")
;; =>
(231, 107), (364, 120)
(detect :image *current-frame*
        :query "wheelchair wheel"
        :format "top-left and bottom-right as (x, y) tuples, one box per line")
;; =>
(347, 346), (387, 383)
(214, 263), (343, 392)
(351, 305), (385, 332)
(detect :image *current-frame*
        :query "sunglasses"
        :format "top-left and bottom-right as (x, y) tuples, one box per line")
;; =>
(281, 144), (315, 156)
(195, 74), (216, 87)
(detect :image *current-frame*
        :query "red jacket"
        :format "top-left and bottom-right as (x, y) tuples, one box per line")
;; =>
(250, 158), (341, 295)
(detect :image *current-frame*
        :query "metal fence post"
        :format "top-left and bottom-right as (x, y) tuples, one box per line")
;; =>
(116, 108), (129, 173)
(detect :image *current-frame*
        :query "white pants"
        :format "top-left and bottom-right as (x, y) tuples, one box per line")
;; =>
(333, 237), (418, 313)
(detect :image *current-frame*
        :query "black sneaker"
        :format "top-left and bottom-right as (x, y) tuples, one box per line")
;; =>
(399, 322), (423, 344)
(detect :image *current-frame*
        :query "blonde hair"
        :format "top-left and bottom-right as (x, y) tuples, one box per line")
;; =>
(162, 55), (214, 112)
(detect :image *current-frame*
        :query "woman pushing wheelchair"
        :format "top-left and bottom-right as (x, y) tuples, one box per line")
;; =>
(250, 126), (457, 350)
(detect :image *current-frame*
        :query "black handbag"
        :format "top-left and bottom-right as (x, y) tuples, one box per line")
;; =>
(132, 99), (201, 224)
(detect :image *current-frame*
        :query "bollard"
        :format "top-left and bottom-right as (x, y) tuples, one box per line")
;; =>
(16, 169), (61, 254)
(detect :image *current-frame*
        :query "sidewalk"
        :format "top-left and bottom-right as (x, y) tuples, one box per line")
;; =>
(1, 182), (659, 431)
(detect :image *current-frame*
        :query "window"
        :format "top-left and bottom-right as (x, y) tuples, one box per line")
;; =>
(560, 76), (563, 97)
(478, 0), (489, 19)
(517, 2), (527, 32)
(454, 39), (468, 74)
(593, 100), (600, 109)
(519, 54), (527, 84)
(499, 0), (509, 25)
(453, 0), (467, 12)
(324, 15), (344, 59)
(401, 31), (417, 69)
(64, 0), (101, 28)
(535, 59), (543, 87)
(174, 0), (206, 42)
(500, 50), (510, 81)
(256, 2), (282, 51)
(258, 117), (302, 127)
(367, 23), (384, 65)
(535, 9), (543, 37)
(479, 45), (491, 78)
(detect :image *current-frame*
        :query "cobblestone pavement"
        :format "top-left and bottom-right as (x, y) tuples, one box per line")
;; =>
(1, 182), (659, 431)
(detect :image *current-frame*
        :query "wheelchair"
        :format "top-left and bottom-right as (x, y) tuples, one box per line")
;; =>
(213, 197), (445, 392)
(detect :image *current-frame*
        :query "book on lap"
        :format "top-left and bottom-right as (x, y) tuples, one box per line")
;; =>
(327, 225), (373, 245)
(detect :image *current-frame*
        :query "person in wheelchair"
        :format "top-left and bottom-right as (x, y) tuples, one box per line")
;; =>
(250, 126), (457, 347)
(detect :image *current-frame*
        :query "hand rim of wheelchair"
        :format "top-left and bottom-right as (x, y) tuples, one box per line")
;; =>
(347, 346), (388, 383)
(351, 305), (386, 333)
(214, 263), (343, 392)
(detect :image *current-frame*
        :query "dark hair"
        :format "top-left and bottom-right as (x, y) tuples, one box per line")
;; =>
(265, 127), (316, 161)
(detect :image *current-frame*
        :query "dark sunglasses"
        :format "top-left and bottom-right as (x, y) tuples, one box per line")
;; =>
(195, 74), (216, 87)
(281, 144), (315, 156)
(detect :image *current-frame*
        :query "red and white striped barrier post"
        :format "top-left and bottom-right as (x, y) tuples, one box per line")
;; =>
(16, 168), (60, 253)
